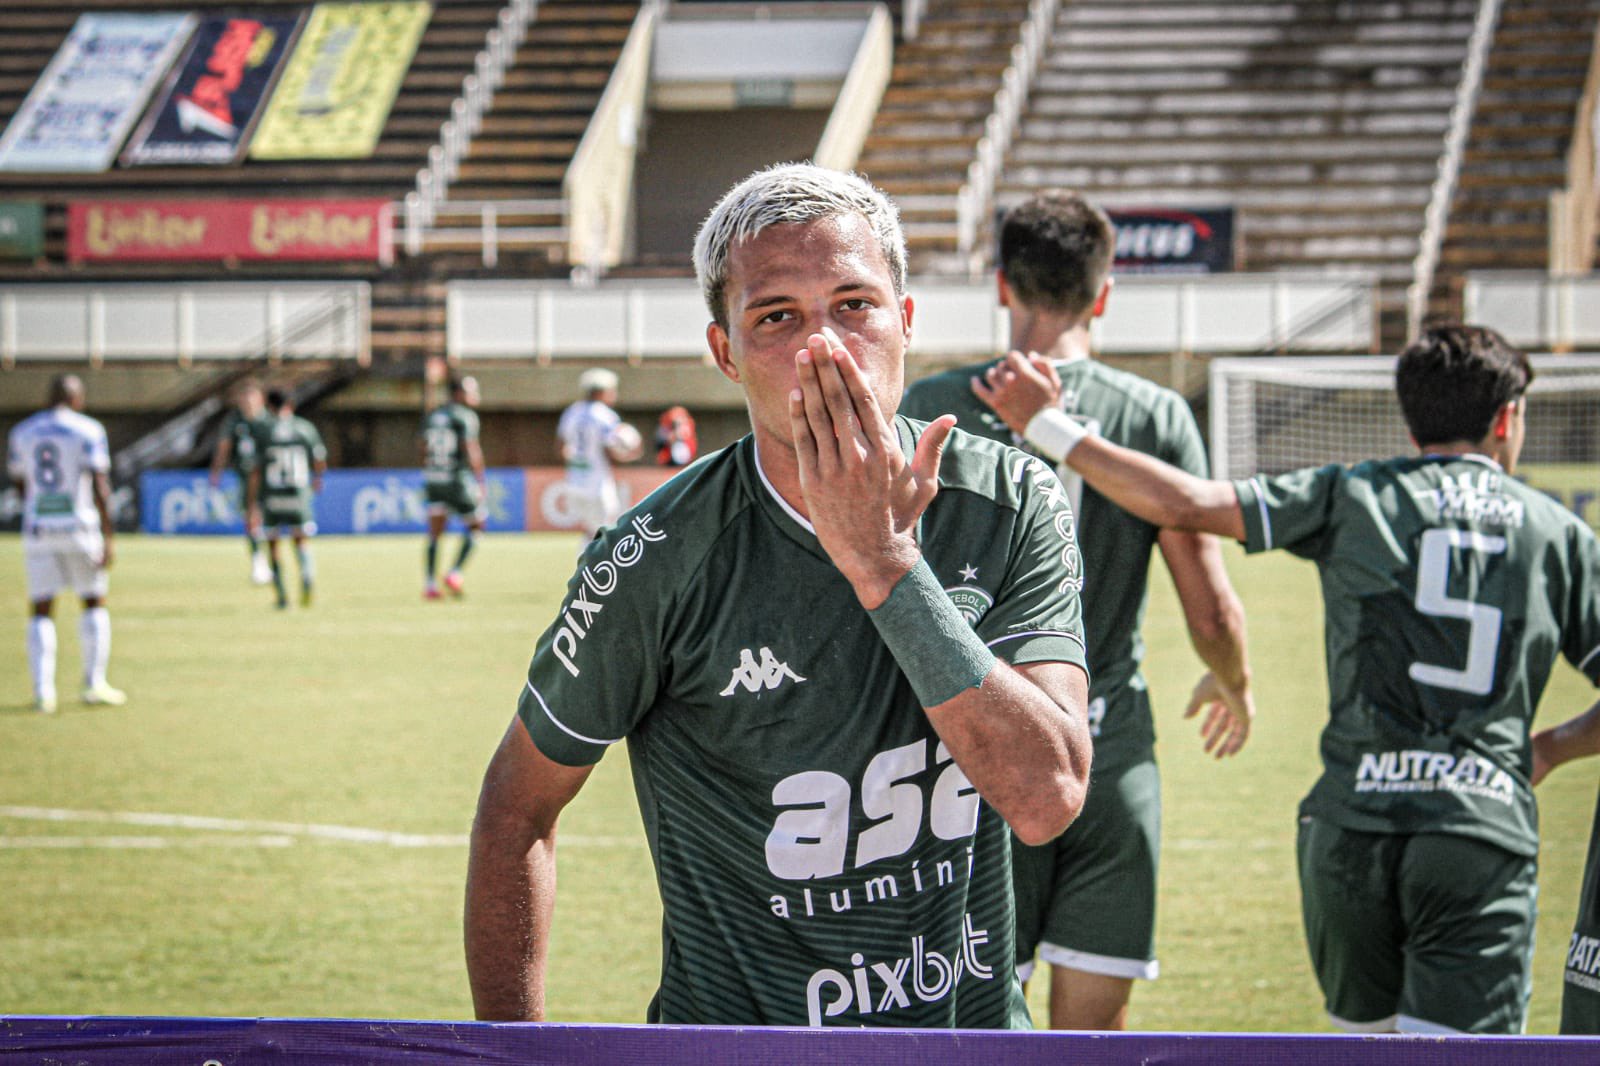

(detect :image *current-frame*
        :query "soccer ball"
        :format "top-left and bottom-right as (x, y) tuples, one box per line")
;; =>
(609, 422), (643, 460)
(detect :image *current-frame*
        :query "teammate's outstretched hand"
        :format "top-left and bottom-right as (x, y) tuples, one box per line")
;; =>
(972, 350), (1062, 437)
(789, 328), (953, 608)
(1184, 670), (1254, 758)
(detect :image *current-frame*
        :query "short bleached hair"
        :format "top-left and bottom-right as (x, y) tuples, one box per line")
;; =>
(693, 163), (907, 329)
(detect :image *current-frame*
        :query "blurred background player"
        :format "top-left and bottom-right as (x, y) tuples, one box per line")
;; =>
(901, 190), (1254, 1030)
(421, 374), (488, 599)
(7, 373), (125, 711)
(1530, 694), (1600, 1034)
(654, 404), (698, 467)
(247, 389), (327, 610)
(1052, 322), (1600, 1035)
(208, 378), (271, 585)
(557, 367), (642, 540)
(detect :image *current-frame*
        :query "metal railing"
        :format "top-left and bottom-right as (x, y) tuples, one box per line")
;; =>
(402, 0), (541, 254)
(954, 0), (1060, 267)
(902, 0), (926, 40)
(406, 199), (568, 267)
(1406, 0), (1502, 338)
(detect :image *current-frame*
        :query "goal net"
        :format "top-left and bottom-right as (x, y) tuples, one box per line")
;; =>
(1209, 355), (1600, 525)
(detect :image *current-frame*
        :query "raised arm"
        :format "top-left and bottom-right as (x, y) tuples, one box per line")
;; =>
(1158, 529), (1253, 756)
(974, 351), (1245, 540)
(1531, 698), (1600, 787)
(790, 332), (1092, 844)
(465, 716), (594, 1020)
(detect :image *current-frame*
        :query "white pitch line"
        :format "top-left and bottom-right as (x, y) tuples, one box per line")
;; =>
(0, 806), (638, 849)
(0, 835), (296, 850)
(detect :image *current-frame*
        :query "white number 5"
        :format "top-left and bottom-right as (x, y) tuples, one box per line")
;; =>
(1409, 528), (1506, 696)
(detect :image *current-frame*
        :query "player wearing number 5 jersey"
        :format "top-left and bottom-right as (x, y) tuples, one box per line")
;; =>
(246, 389), (327, 610)
(7, 374), (125, 712)
(1051, 322), (1600, 1034)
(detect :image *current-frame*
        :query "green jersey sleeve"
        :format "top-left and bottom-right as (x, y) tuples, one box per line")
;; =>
(518, 513), (674, 766)
(971, 455), (1089, 674)
(1159, 393), (1210, 479)
(1563, 522), (1600, 685)
(1233, 463), (1344, 558)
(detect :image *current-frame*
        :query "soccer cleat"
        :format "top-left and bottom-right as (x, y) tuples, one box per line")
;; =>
(444, 570), (464, 597)
(250, 554), (272, 585)
(34, 694), (57, 715)
(423, 583), (443, 601)
(80, 683), (127, 707)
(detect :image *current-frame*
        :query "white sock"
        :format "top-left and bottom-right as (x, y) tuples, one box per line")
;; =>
(27, 616), (57, 701)
(80, 607), (111, 689)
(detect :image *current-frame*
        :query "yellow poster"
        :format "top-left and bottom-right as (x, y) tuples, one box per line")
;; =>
(249, 1), (431, 160)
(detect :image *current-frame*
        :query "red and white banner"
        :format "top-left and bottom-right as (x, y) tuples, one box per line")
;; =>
(67, 199), (393, 263)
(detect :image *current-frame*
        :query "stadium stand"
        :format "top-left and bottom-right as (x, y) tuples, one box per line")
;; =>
(995, 0), (1481, 347)
(854, 0), (1032, 272)
(1428, 0), (1600, 317)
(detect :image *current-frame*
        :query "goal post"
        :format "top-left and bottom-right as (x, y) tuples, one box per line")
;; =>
(1209, 354), (1600, 527)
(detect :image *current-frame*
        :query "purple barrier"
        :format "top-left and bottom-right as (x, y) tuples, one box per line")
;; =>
(2, 1017), (1598, 1065)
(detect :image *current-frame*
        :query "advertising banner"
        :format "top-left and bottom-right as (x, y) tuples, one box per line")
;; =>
(1107, 208), (1236, 274)
(122, 14), (304, 166)
(140, 468), (527, 536)
(68, 199), (392, 263)
(248, 1), (432, 161)
(0, 202), (45, 259)
(0, 13), (196, 173)
(523, 468), (677, 533)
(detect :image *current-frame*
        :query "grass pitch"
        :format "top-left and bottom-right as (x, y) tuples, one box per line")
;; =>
(0, 532), (1596, 1031)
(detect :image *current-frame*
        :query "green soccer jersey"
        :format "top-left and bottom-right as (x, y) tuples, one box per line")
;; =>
(249, 414), (326, 509)
(517, 419), (1088, 1028)
(1563, 790), (1600, 1032)
(902, 358), (1207, 768)
(219, 409), (263, 475)
(1235, 454), (1600, 858)
(421, 402), (479, 485)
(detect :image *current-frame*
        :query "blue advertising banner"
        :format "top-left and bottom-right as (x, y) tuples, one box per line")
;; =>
(1107, 207), (1236, 274)
(140, 469), (526, 535)
(123, 13), (304, 166)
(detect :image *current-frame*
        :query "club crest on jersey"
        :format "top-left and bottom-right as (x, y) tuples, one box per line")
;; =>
(944, 585), (993, 627)
(721, 647), (805, 696)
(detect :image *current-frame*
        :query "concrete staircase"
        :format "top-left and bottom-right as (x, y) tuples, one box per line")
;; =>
(1430, 0), (1600, 318)
(999, 0), (1481, 346)
(856, 0), (1033, 273)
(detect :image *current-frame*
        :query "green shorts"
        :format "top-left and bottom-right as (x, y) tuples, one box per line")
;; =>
(1296, 817), (1535, 1034)
(1560, 797), (1600, 1034)
(425, 478), (485, 520)
(1013, 752), (1161, 982)
(262, 499), (316, 536)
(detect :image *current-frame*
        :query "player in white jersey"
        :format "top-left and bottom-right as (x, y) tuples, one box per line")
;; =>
(556, 368), (642, 540)
(6, 374), (126, 712)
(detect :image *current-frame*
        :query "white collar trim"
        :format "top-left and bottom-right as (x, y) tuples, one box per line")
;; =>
(752, 439), (816, 535)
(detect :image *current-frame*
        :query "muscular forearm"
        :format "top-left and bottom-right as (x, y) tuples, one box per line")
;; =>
(924, 661), (1092, 846)
(1533, 699), (1600, 781)
(1067, 437), (1245, 540)
(464, 827), (556, 1021)
(1187, 590), (1250, 693)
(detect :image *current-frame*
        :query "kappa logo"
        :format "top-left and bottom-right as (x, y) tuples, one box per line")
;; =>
(721, 647), (806, 696)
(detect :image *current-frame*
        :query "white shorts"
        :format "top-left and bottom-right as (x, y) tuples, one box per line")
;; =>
(24, 533), (109, 602)
(566, 479), (620, 533)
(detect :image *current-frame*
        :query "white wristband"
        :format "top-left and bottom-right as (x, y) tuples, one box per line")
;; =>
(1022, 407), (1089, 462)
